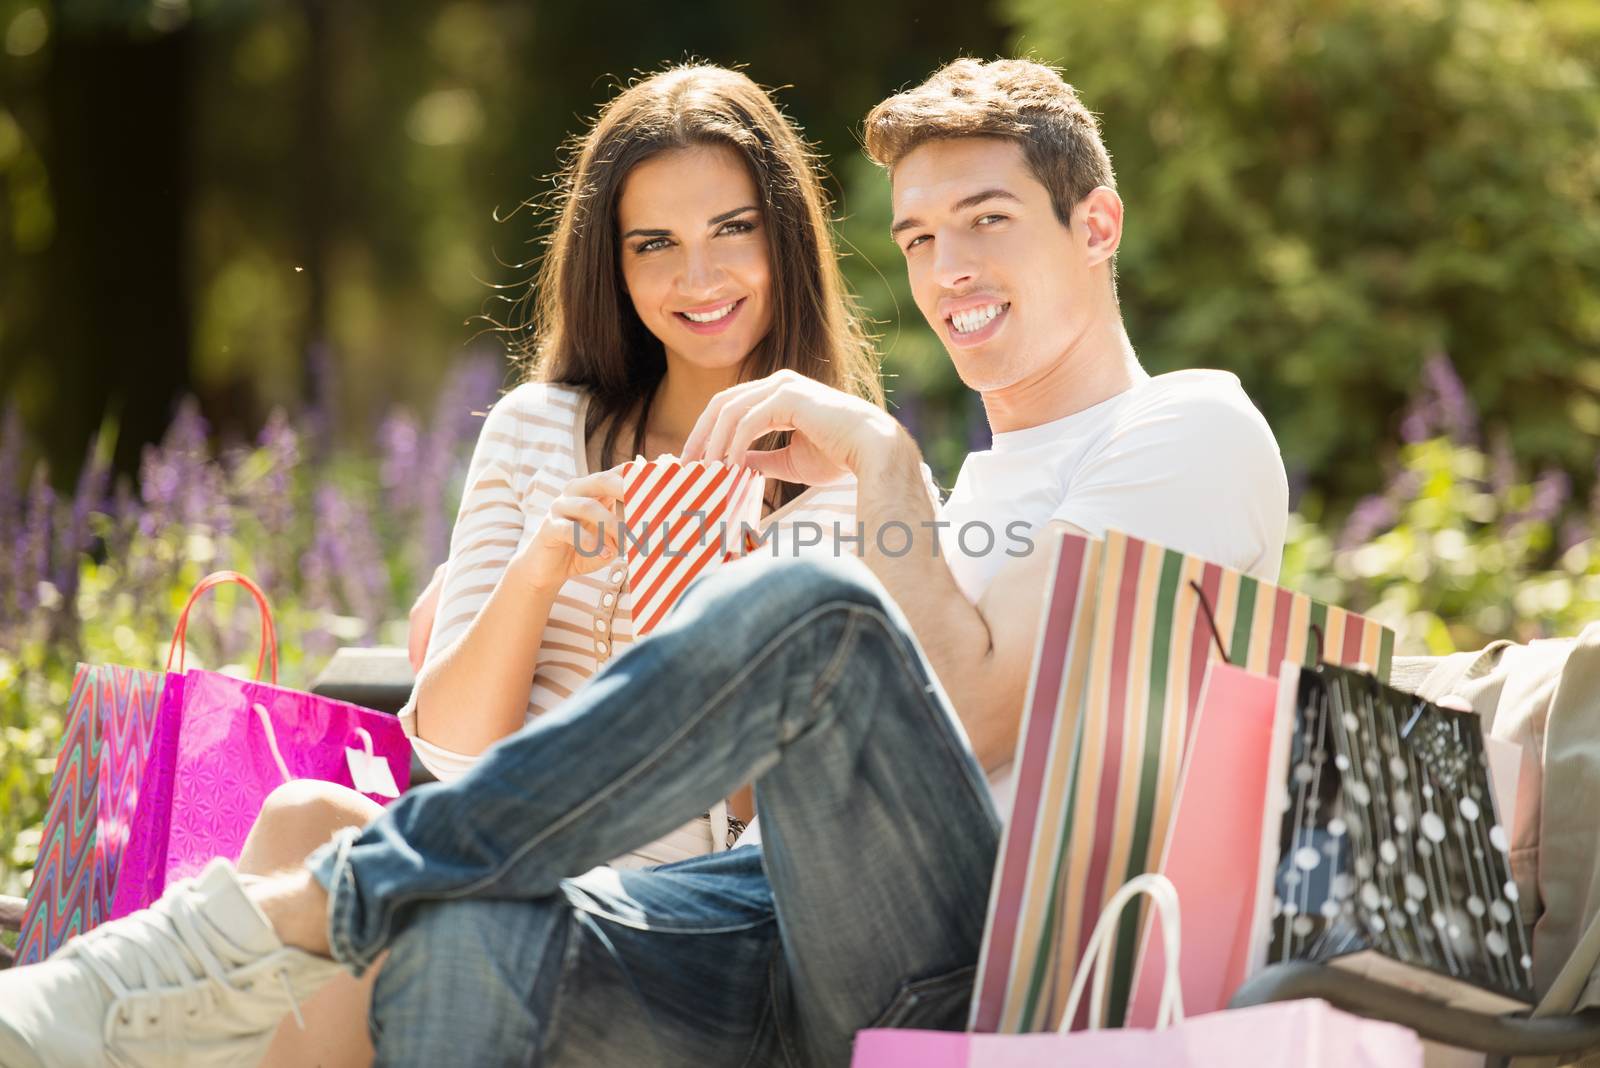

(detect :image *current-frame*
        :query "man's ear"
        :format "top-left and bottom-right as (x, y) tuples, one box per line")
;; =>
(1075, 186), (1124, 269)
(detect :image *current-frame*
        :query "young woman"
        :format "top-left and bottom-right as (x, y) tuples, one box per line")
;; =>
(245, 63), (890, 1067)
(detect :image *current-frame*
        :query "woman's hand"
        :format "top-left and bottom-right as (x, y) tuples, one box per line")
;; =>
(519, 467), (627, 594)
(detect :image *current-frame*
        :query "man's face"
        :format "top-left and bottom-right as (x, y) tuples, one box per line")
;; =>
(891, 136), (1111, 394)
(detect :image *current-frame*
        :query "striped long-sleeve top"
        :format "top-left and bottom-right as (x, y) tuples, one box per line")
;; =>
(399, 381), (875, 867)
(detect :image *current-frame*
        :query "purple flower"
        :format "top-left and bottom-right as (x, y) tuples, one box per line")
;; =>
(419, 353), (503, 569)
(244, 409), (301, 588)
(1339, 493), (1399, 549)
(299, 537), (334, 643)
(1499, 466), (1571, 532)
(416, 453), (454, 575)
(432, 352), (503, 450)
(0, 403), (22, 610)
(305, 483), (390, 640)
(140, 398), (211, 528)
(102, 478), (138, 567)
(1401, 351), (1478, 445)
(57, 428), (113, 603)
(378, 408), (423, 515)
(1526, 469), (1571, 528)
(1385, 468), (1423, 507)
(15, 462), (55, 620)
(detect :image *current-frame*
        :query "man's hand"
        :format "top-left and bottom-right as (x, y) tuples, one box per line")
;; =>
(682, 370), (903, 483)
(408, 563), (447, 673)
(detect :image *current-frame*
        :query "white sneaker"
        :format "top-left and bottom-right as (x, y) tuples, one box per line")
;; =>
(0, 859), (344, 1067)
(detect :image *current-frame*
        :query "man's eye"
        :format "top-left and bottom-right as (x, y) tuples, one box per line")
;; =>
(904, 234), (930, 252)
(976, 214), (1007, 226)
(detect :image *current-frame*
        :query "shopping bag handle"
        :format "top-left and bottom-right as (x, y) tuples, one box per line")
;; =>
(166, 570), (280, 683)
(1060, 872), (1186, 1033)
(251, 702), (294, 783)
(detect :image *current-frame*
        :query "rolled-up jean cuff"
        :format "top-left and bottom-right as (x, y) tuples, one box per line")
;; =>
(305, 825), (377, 975)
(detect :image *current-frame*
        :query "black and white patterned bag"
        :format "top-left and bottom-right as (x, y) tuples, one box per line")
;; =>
(1266, 664), (1534, 1011)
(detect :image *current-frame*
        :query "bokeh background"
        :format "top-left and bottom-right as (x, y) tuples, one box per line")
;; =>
(0, 0), (1597, 894)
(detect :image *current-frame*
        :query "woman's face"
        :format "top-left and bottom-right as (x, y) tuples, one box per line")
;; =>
(617, 143), (774, 378)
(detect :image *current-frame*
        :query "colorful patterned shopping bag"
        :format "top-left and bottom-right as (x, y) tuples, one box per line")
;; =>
(14, 664), (168, 965)
(970, 529), (1395, 1034)
(620, 456), (764, 635)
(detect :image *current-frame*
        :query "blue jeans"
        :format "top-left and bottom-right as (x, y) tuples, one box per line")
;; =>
(307, 556), (1001, 1067)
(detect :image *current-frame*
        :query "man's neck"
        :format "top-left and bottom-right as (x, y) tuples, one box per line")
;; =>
(980, 315), (1142, 435)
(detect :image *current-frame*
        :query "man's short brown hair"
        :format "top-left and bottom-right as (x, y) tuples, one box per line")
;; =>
(863, 58), (1115, 228)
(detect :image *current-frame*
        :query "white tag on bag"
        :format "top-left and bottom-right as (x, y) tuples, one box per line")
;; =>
(346, 728), (401, 798)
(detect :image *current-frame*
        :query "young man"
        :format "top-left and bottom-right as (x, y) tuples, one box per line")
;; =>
(0, 59), (1287, 1067)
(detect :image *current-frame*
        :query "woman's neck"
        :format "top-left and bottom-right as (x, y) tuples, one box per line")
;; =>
(645, 360), (744, 455)
(588, 356), (785, 517)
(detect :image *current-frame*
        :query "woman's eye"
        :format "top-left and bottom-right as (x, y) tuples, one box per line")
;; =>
(635, 237), (671, 253)
(718, 219), (756, 236)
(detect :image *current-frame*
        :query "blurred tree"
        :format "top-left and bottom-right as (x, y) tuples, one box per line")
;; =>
(2, 0), (1010, 481)
(1, 0), (198, 479)
(16, 0), (1593, 511)
(1006, 0), (1600, 504)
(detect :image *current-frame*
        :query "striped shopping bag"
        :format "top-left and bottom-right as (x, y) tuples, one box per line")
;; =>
(970, 529), (1394, 1035)
(620, 457), (764, 635)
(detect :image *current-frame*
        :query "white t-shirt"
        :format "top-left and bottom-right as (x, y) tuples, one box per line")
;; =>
(938, 368), (1289, 818)
(940, 369), (1287, 599)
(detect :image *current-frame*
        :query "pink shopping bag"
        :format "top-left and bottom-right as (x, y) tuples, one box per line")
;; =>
(1125, 661), (1293, 1026)
(850, 998), (1422, 1067)
(853, 875), (1423, 1067)
(109, 572), (411, 918)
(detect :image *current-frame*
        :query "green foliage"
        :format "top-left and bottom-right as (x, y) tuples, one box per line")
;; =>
(1283, 435), (1599, 654)
(1006, 0), (1600, 502)
(0, 358), (496, 897)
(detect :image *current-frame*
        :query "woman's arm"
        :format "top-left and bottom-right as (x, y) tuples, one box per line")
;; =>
(405, 389), (553, 759)
(410, 550), (562, 757)
(407, 390), (623, 762)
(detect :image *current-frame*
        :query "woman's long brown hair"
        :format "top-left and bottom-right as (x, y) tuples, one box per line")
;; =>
(512, 64), (883, 505)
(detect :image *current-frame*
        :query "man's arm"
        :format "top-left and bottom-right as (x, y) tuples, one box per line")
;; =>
(682, 371), (1063, 771)
(857, 431), (1072, 770)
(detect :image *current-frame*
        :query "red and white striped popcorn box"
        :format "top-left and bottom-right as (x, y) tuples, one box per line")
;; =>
(620, 456), (765, 635)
